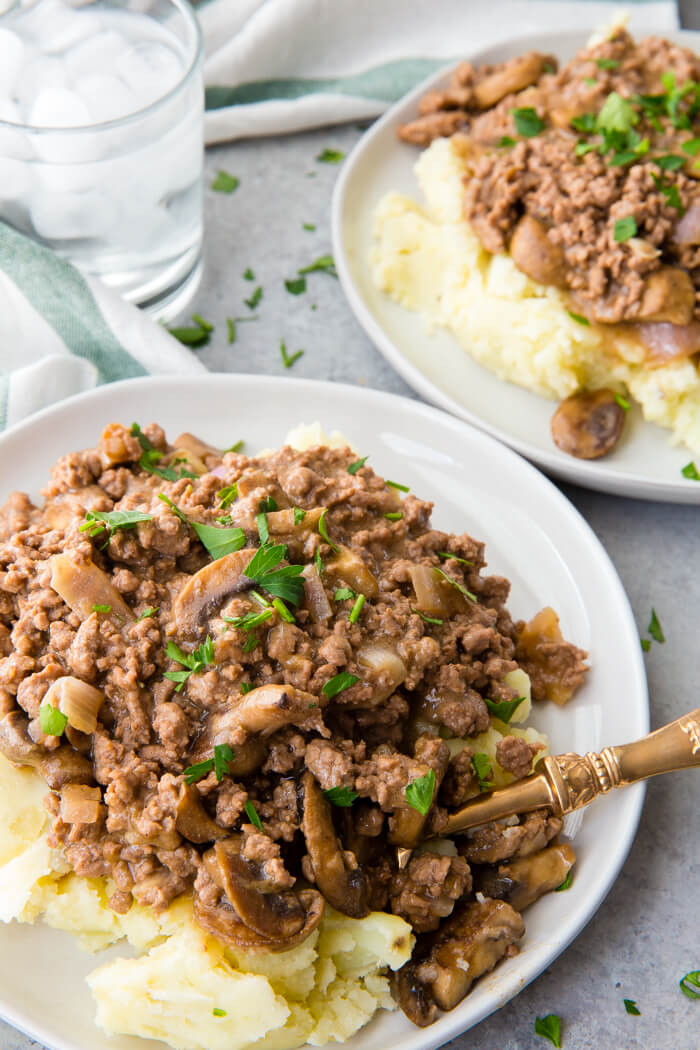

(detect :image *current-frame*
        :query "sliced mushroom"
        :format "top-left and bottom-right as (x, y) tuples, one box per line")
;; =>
(302, 564), (332, 623)
(325, 546), (379, 597)
(636, 266), (695, 325)
(0, 709), (94, 788)
(301, 770), (369, 918)
(171, 548), (257, 636)
(194, 888), (324, 953)
(267, 507), (322, 536)
(510, 215), (567, 288)
(59, 784), (103, 824)
(550, 388), (626, 460)
(477, 842), (575, 911)
(394, 964), (438, 1027)
(42, 487), (107, 530)
(389, 737), (450, 848)
(169, 447), (208, 475)
(217, 684), (325, 746)
(236, 472), (288, 506)
(44, 676), (104, 735)
(174, 782), (228, 843)
(474, 53), (553, 109)
(173, 432), (222, 462)
(50, 552), (134, 624)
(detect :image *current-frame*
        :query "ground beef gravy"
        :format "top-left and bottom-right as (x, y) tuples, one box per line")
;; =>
(0, 423), (587, 1024)
(400, 28), (700, 346)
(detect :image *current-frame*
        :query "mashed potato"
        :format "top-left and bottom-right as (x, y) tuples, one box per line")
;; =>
(372, 136), (700, 454)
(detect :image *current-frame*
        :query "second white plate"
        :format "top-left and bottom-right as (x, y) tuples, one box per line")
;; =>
(332, 28), (700, 504)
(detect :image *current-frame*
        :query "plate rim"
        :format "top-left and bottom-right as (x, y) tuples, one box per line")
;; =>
(331, 27), (700, 504)
(0, 373), (649, 1050)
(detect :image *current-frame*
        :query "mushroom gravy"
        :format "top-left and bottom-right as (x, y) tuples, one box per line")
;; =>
(0, 423), (587, 1025)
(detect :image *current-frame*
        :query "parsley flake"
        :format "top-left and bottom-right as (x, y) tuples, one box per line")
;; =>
(244, 286), (263, 310)
(298, 255), (337, 278)
(596, 57), (619, 70)
(405, 769), (436, 815)
(323, 786), (358, 807)
(412, 608), (443, 626)
(648, 608), (665, 643)
(164, 637), (215, 692)
(317, 148), (345, 163)
(183, 758), (214, 784)
(293, 507), (306, 525)
(655, 154), (685, 171)
(597, 91), (638, 135)
(303, 222), (316, 231)
(245, 800), (264, 830)
(386, 479), (409, 492)
(285, 277), (307, 296)
(484, 695), (525, 723)
(80, 509), (152, 547)
(240, 682), (254, 694)
(555, 870), (573, 892)
(568, 310), (591, 325)
(681, 461), (700, 480)
(614, 393), (630, 411)
(92, 604), (111, 614)
(347, 457), (368, 475)
(348, 594), (365, 624)
(168, 315), (213, 348)
(272, 598), (295, 624)
(682, 138), (700, 156)
(243, 544), (305, 605)
(334, 587), (355, 601)
(214, 743), (234, 781)
(212, 1008), (226, 1018)
(624, 999), (641, 1015)
(322, 671), (359, 699)
(256, 512), (269, 544)
(571, 113), (596, 134)
(218, 484), (238, 508)
(512, 106), (544, 137)
(535, 1013), (562, 1048)
(437, 551), (474, 566)
(223, 609), (273, 633)
(243, 268), (255, 281)
(224, 440), (244, 454)
(614, 216), (637, 242)
(641, 638), (651, 652)
(211, 170), (239, 193)
(317, 508), (339, 552)
(158, 495), (246, 560)
(498, 135), (516, 147)
(384, 512), (403, 521)
(680, 970), (700, 999)
(472, 752), (494, 791)
(137, 606), (159, 620)
(280, 341), (304, 368)
(436, 567), (476, 603)
(39, 702), (68, 737)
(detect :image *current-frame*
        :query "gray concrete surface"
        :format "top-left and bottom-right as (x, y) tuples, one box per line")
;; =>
(3, 21), (699, 1050)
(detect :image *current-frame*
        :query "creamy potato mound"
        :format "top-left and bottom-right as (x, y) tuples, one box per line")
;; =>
(372, 137), (700, 455)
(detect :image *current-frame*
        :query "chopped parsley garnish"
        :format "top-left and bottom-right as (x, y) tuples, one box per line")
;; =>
(168, 315), (213, 348)
(164, 637), (215, 692)
(317, 148), (345, 163)
(80, 509), (152, 547)
(641, 638), (651, 652)
(571, 113), (596, 134)
(224, 440), (245, 454)
(348, 594), (365, 624)
(322, 671), (359, 699)
(314, 549), (324, 575)
(680, 970), (700, 999)
(681, 461), (700, 480)
(512, 106), (544, 137)
(583, 77), (596, 87)
(555, 870), (573, 892)
(158, 495), (246, 560)
(212, 1008), (226, 1018)
(535, 1013), (562, 1047)
(293, 507), (306, 525)
(256, 512), (269, 544)
(39, 702), (68, 737)
(92, 604), (111, 614)
(484, 695), (525, 723)
(624, 999), (641, 1015)
(652, 173), (685, 215)
(137, 606), (159, 620)
(303, 222), (316, 231)
(334, 587), (355, 601)
(614, 393), (630, 411)
(437, 551), (474, 566)
(272, 598), (295, 623)
(596, 57), (619, 70)
(405, 769), (436, 815)
(298, 255), (337, 278)
(384, 512), (403, 521)
(347, 457), (368, 475)
(259, 496), (278, 513)
(243, 268), (255, 281)
(682, 137), (700, 156)
(245, 800), (264, 830)
(211, 170), (239, 193)
(597, 91), (638, 135)
(226, 318), (236, 344)
(244, 286), (263, 310)
(567, 310), (591, 325)
(386, 480), (409, 492)
(285, 277), (307, 295)
(613, 216), (637, 242)
(655, 153), (685, 171)
(472, 752), (494, 791)
(223, 609), (274, 633)
(130, 425), (198, 482)
(243, 543), (305, 605)
(184, 743), (234, 785)
(218, 484), (238, 508)
(498, 135), (516, 147)
(317, 508), (339, 552)
(412, 608), (443, 626)
(243, 634), (259, 653)
(240, 682), (254, 694)
(436, 567), (476, 603)
(648, 608), (665, 643)
(323, 786), (358, 807)
(575, 140), (597, 157)
(280, 340), (304, 368)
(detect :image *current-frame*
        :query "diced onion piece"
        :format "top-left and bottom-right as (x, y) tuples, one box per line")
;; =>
(408, 565), (453, 616)
(267, 507), (322, 535)
(325, 546), (378, 597)
(173, 432), (222, 460)
(45, 676), (105, 735)
(49, 552), (134, 624)
(60, 783), (102, 824)
(302, 564), (332, 622)
(357, 643), (407, 692)
(636, 320), (700, 366)
(503, 668), (532, 723)
(170, 447), (208, 475)
(673, 202), (700, 246)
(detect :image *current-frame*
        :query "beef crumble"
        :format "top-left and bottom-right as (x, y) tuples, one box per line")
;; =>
(0, 422), (587, 1026)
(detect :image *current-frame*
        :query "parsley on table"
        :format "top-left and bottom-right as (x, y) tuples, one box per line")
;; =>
(555, 869), (573, 892)
(405, 769), (436, 815)
(623, 999), (641, 1015)
(613, 216), (637, 242)
(484, 695), (525, 723)
(347, 457), (368, 475)
(243, 543), (305, 605)
(512, 106), (544, 137)
(39, 702), (68, 737)
(211, 170), (239, 193)
(535, 1013), (562, 1047)
(322, 671), (359, 699)
(412, 608), (443, 626)
(317, 148), (345, 163)
(243, 268), (255, 281)
(137, 606), (159, 621)
(285, 277), (307, 295)
(184, 743), (234, 784)
(245, 800), (264, 830)
(244, 286), (263, 310)
(682, 461), (700, 480)
(680, 970), (700, 999)
(158, 494), (246, 560)
(436, 567), (477, 603)
(323, 786), (358, 807)
(303, 222), (316, 231)
(168, 315), (213, 348)
(298, 255), (337, 278)
(164, 637), (215, 692)
(648, 608), (665, 643)
(80, 509), (152, 547)
(641, 638), (651, 652)
(280, 340), (304, 368)
(472, 752), (494, 791)
(226, 318), (236, 344)
(567, 310), (591, 325)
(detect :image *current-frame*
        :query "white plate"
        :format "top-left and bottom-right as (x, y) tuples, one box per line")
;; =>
(332, 29), (700, 504)
(0, 375), (648, 1050)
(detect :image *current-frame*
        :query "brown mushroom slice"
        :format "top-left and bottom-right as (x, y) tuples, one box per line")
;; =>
(208, 841), (307, 940)
(59, 784), (102, 824)
(0, 710), (43, 766)
(236, 472), (288, 506)
(394, 964), (438, 1028)
(325, 546), (379, 597)
(173, 432), (222, 462)
(479, 842), (575, 911)
(636, 266), (695, 325)
(474, 52), (552, 109)
(171, 547), (257, 636)
(420, 898), (525, 1011)
(39, 747), (95, 789)
(301, 770), (369, 918)
(194, 889), (324, 953)
(174, 782), (228, 843)
(44, 676), (104, 735)
(389, 738), (449, 848)
(169, 447), (208, 476)
(302, 564), (333, 623)
(50, 552), (134, 624)
(220, 684), (325, 745)
(551, 389), (626, 460)
(42, 486), (107, 530)
(510, 215), (567, 288)
(266, 507), (322, 536)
